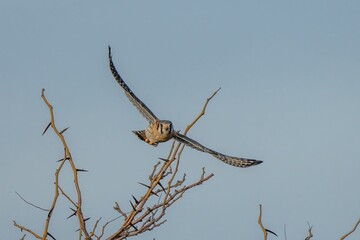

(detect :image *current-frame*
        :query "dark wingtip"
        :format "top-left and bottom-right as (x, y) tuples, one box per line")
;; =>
(242, 159), (263, 168)
(108, 45), (112, 59)
(250, 160), (263, 167)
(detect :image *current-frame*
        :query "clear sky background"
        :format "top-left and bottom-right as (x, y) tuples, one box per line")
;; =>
(1, 1), (359, 239)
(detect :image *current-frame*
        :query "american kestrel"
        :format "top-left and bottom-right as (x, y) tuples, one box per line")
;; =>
(108, 46), (262, 168)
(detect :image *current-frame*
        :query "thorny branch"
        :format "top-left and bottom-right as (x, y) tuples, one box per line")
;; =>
(14, 89), (90, 239)
(258, 204), (268, 240)
(12, 86), (359, 240)
(14, 88), (217, 240)
(11, 87), (360, 240)
(105, 89), (219, 240)
(257, 204), (277, 240)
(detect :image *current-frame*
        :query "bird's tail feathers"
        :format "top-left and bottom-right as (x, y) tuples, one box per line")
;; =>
(133, 130), (147, 142)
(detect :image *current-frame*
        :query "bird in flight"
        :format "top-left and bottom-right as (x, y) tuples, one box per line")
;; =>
(108, 46), (262, 168)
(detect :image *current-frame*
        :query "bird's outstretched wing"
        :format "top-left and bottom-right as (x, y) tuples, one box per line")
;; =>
(173, 133), (262, 168)
(108, 46), (159, 123)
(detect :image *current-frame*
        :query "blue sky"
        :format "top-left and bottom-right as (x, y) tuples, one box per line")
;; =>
(1, 0), (359, 239)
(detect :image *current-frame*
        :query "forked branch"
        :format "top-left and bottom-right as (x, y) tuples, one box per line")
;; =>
(14, 89), (90, 239)
(15, 88), (217, 240)
(305, 222), (313, 240)
(106, 89), (219, 239)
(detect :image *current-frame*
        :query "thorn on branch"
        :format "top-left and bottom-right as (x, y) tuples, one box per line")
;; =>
(132, 195), (139, 204)
(130, 223), (138, 231)
(13, 221), (41, 239)
(84, 217), (90, 222)
(258, 204), (273, 240)
(47, 232), (56, 240)
(157, 181), (166, 193)
(57, 157), (70, 162)
(147, 207), (153, 213)
(129, 201), (136, 211)
(138, 182), (158, 196)
(103, 83), (216, 240)
(42, 122), (51, 135)
(38, 89), (91, 238)
(158, 157), (169, 162)
(59, 127), (69, 135)
(47, 208), (54, 218)
(266, 228), (278, 237)
(76, 168), (88, 172)
(67, 207), (77, 219)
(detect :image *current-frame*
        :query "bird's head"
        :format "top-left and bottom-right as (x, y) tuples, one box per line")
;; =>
(157, 120), (174, 135)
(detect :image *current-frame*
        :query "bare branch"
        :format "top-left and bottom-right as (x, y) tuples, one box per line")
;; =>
(340, 218), (360, 240)
(113, 202), (127, 219)
(14, 89), (91, 239)
(257, 204), (277, 240)
(16, 87), (217, 240)
(149, 162), (161, 180)
(96, 217), (121, 240)
(106, 88), (218, 239)
(59, 127), (70, 135)
(183, 87), (220, 135)
(58, 185), (77, 207)
(42, 122), (51, 135)
(13, 221), (41, 239)
(15, 192), (49, 212)
(41, 89), (90, 238)
(305, 222), (313, 240)
(258, 204), (268, 240)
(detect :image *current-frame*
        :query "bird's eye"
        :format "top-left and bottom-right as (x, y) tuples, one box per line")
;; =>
(159, 123), (163, 134)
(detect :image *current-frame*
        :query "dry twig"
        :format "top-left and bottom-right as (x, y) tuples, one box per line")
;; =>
(340, 218), (360, 240)
(258, 204), (268, 240)
(258, 204), (277, 240)
(305, 222), (313, 240)
(15, 192), (49, 212)
(106, 89), (218, 240)
(14, 88), (217, 239)
(14, 89), (90, 239)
